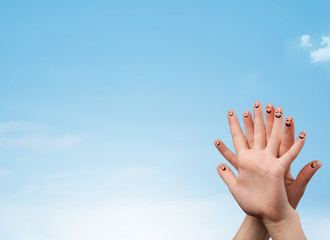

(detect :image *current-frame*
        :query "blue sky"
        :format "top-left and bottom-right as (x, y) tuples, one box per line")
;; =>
(1, 0), (330, 239)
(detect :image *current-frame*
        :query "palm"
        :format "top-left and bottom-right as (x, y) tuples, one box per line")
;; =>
(234, 148), (290, 221)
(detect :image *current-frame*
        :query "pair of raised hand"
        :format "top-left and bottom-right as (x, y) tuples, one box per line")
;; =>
(215, 102), (321, 240)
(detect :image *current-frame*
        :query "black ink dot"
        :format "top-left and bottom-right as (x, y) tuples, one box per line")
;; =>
(311, 162), (316, 168)
(222, 166), (226, 171)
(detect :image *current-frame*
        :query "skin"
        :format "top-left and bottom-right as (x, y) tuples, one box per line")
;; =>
(285, 116), (293, 127)
(228, 110), (234, 117)
(311, 161), (321, 169)
(275, 108), (283, 119)
(299, 131), (307, 139)
(254, 102), (260, 108)
(265, 104), (274, 114)
(214, 102), (321, 239)
(265, 103), (274, 142)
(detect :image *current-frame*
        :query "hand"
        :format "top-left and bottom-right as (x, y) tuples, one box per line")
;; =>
(215, 102), (321, 211)
(215, 102), (308, 222)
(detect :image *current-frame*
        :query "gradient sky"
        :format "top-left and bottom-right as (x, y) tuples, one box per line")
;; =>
(1, 1), (330, 239)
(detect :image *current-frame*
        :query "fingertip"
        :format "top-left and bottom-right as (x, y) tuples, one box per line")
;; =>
(254, 101), (262, 109)
(298, 131), (307, 141)
(284, 116), (294, 128)
(274, 107), (283, 119)
(243, 111), (251, 119)
(265, 103), (275, 114)
(228, 109), (235, 117)
(214, 139), (222, 147)
(311, 160), (322, 169)
(218, 163), (227, 172)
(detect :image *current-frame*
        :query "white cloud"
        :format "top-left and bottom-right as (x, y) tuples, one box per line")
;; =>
(302, 213), (330, 239)
(310, 36), (330, 63)
(0, 195), (244, 240)
(0, 121), (82, 149)
(300, 34), (312, 47)
(0, 195), (328, 239)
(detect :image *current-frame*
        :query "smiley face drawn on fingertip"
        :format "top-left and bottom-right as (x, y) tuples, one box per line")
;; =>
(311, 161), (320, 168)
(228, 110), (234, 117)
(275, 108), (283, 118)
(254, 102), (260, 108)
(243, 111), (249, 118)
(285, 117), (293, 127)
(311, 161), (321, 168)
(220, 164), (227, 171)
(266, 104), (274, 114)
(299, 131), (307, 139)
(216, 140), (221, 146)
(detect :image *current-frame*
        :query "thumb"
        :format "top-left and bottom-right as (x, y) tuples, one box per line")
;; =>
(214, 139), (238, 169)
(217, 164), (237, 195)
(295, 160), (322, 193)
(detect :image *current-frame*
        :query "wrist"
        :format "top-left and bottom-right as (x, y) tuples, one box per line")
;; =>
(262, 209), (306, 240)
(234, 215), (270, 240)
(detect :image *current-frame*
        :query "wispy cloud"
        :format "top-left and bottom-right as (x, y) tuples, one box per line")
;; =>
(300, 34), (312, 47)
(300, 34), (330, 63)
(0, 195), (327, 240)
(302, 213), (330, 239)
(0, 195), (244, 240)
(0, 121), (82, 149)
(310, 36), (330, 63)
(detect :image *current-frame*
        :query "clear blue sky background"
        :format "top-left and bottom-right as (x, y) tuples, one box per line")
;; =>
(1, 1), (330, 239)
